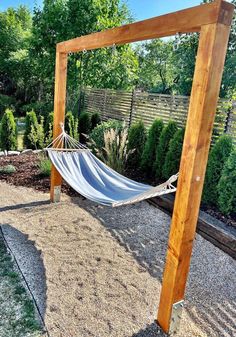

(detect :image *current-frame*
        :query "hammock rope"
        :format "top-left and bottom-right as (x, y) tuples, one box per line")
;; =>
(45, 124), (178, 207)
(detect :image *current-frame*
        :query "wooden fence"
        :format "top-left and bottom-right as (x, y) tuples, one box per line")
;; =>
(79, 88), (236, 144)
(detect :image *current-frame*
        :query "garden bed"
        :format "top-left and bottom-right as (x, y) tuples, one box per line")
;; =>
(0, 153), (235, 228)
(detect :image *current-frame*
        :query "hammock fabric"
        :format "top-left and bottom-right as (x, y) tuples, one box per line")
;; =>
(46, 126), (178, 207)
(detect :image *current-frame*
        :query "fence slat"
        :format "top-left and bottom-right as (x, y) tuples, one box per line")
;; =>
(80, 88), (235, 144)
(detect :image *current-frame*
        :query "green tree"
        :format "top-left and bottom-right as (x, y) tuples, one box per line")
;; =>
(0, 109), (17, 150)
(217, 149), (236, 215)
(202, 134), (233, 206)
(162, 128), (185, 179)
(0, 6), (33, 104)
(30, 0), (138, 110)
(127, 120), (146, 167)
(154, 121), (178, 179)
(24, 110), (44, 149)
(141, 119), (164, 174)
(137, 39), (175, 93)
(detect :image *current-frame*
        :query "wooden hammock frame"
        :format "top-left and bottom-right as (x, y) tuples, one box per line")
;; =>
(50, 0), (234, 333)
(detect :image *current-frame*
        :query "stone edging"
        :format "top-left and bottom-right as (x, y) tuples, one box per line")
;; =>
(0, 149), (43, 157)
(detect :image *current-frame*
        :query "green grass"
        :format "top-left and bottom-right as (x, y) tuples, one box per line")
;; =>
(16, 117), (26, 151)
(38, 155), (51, 177)
(0, 232), (44, 337)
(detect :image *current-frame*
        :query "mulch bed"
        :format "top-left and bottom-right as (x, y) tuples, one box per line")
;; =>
(0, 153), (235, 228)
(0, 153), (78, 197)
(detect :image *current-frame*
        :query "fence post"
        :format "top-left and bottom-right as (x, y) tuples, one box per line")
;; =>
(103, 89), (107, 119)
(129, 89), (135, 128)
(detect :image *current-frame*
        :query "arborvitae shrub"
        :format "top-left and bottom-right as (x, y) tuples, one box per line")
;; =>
(127, 120), (146, 167)
(217, 149), (236, 215)
(0, 109), (17, 150)
(79, 112), (91, 143)
(202, 134), (233, 206)
(141, 119), (164, 174)
(24, 110), (38, 148)
(154, 120), (178, 179)
(91, 112), (101, 130)
(162, 127), (185, 179)
(27, 116), (44, 149)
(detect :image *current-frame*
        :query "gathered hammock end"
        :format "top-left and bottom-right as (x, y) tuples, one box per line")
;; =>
(45, 127), (178, 207)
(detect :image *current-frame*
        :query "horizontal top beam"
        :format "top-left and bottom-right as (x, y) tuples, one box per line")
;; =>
(57, 1), (234, 54)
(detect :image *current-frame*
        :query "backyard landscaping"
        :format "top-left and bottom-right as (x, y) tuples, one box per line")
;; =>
(0, 0), (236, 336)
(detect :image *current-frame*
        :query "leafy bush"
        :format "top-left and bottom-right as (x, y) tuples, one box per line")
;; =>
(79, 112), (91, 143)
(0, 94), (16, 117)
(93, 127), (131, 173)
(38, 155), (51, 177)
(141, 119), (164, 174)
(44, 111), (53, 145)
(0, 109), (17, 151)
(0, 164), (16, 174)
(89, 119), (123, 151)
(154, 121), (178, 179)
(24, 111), (44, 149)
(162, 128), (185, 179)
(127, 120), (146, 167)
(65, 111), (79, 139)
(217, 149), (236, 215)
(91, 112), (101, 130)
(202, 134), (233, 206)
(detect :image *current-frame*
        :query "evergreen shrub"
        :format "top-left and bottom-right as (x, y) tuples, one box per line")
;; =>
(154, 120), (178, 179)
(65, 111), (78, 139)
(202, 134), (233, 206)
(91, 112), (101, 130)
(0, 109), (17, 151)
(127, 120), (147, 167)
(141, 119), (164, 174)
(79, 112), (91, 143)
(24, 110), (44, 149)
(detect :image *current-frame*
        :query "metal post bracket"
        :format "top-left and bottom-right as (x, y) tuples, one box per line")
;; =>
(169, 300), (184, 335)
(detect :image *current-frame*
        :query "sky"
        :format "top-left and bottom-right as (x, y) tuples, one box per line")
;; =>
(0, 0), (202, 20)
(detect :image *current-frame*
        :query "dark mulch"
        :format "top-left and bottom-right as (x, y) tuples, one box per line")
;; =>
(0, 153), (235, 228)
(0, 153), (78, 197)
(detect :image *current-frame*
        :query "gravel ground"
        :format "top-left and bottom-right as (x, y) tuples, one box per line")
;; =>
(0, 181), (235, 337)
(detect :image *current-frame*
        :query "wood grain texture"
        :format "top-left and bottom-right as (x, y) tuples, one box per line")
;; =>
(157, 21), (232, 333)
(57, 2), (234, 53)
(50, 52), (68, 202)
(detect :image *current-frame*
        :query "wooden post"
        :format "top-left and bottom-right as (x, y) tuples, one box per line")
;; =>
(50, 50), (68, 202)
(157, 21), (232, 334)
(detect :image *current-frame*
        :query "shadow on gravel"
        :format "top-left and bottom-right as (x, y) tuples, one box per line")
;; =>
(72, 197), (236, 337)
(131, 322), (166, 337)
(1, 224), (47, 321)
(0, 200), (50, 213)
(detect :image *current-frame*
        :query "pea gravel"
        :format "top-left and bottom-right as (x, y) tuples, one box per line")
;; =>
(0, 181), (235, 337)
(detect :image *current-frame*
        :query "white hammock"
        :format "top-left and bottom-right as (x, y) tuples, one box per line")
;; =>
(45, 125), (178, 207)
